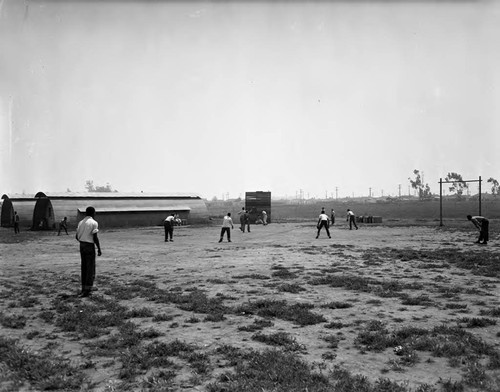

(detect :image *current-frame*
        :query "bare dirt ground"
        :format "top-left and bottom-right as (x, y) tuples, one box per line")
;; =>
(1, 222), (500, 391)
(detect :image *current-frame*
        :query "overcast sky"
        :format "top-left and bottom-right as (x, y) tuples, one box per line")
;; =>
(1, 0), (498, 199)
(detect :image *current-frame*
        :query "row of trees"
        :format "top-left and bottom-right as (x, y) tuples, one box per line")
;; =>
(409, 170), (499, 200)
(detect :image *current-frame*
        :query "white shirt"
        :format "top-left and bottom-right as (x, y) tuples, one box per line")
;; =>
(222, 215), (233, 228)
(165, 215), (175, 223)
(76, 216), (99, 243)
(347, 210), (355, 217)
(319, 213), (329, 221)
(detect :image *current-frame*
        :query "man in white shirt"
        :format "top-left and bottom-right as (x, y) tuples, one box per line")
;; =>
(316, 210), (331, 239)
(346, 209), (358, 230)
(164, 213), (177, 242)
(219, 213), (234, 243)
(76, 206), (102, 297)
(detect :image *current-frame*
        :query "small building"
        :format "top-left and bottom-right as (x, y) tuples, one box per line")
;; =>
(245, 191), (271, 224)
(1, 194), (37, 229)
(2, 192), (209, 230)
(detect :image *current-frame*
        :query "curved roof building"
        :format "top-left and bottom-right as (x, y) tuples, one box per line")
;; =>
(1, 192), (208, 230)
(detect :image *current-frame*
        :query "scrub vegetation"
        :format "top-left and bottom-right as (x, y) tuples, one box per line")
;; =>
(1, 219), (500, 391)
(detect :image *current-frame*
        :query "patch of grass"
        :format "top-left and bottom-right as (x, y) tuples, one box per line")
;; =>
(324, 321), (347, 329)
(278, 283), (306, 293)
(152, 313), (175, 322)
(232, 274), (270, 280)
(234, 299), (326, 326)
(457, 317), (497, 328)
(204, 313), (226, 322)
(445, 303), (468, 310)
(38, 310), (55, 323)
(18, 296), (41, 308)
(400, 294), (434, 306)
(479, 307), (500, 317)
(125, 307), (154, 318)
(321, 334), (340, 349)
(0, 312), (27, 329)
(206, 348), (331, 391)
(321, 301), (353, 309)
(271, 267), (298, 280)
(0, 336), (87, 390)
(252, 332), (305, 352)
(238, 318), (274, 332)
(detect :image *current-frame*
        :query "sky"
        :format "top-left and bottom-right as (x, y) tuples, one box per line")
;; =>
(0, 0), (499, 200)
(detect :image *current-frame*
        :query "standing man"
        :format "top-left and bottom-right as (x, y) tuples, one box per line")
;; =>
(346, 209), (358, 230)
(164, 213), (177, 242)
(76, 206), (102, 298)
(330, 209), (335, 225)
(13, 211), (20, 234)
(58, 217), (69, 236)
(316, 210), (331, 239)
(467, 215), (489, 245)
(244, 210), (251, 233)
(238, 207), (246, 232)
(219, 212), (234, 242)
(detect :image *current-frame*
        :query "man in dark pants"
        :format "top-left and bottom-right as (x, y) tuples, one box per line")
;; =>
(164, 213), (177, 242)
(76, 207), (102, 297)
(219, 212), (234, 242)
(467, 215), (489, 245)
(13, 211), (20, 234)
(58, 217), (69, 236)
(238, 207), (246, 232)
(346, 209), (358, 230)
(316, 210), (331, 239)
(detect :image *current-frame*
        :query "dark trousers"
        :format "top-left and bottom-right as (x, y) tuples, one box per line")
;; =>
(58, 225), (68, 235)
(220, 227), (231, 241)
(479, 219), (489, 243)
(317, 221), (330, 238)
(240, 218), (245, 232)
(349, 216), (358, 230)
(80, 242), (96, 293)
(331, 216), (335, 225)
(14, 222), (19, 234)
(164, 221), (173, 241)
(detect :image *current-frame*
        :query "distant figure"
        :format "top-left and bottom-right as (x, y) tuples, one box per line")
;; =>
(346, 209), (358, 230)
(244, 210), (251, 233)
(164, 213), (177, 242)
(58, 217), (68, 236)
(316, 210), (331, 239)
(238, 207), (246, 232)
(467, 215), (489, 245)
(219, 212), (234, 243)
(262, 210), (268, 225)
(330, 209), (335, 225)
(76, 206), (102, 298)
(13, 211), (20, 234)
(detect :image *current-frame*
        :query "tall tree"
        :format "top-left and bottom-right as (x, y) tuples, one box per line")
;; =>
(409, 169), (432, 200)
(487, 177), (499, 196)
(444, 172), (468, 199)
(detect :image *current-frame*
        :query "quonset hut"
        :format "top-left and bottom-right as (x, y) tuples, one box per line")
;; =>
(1, 192), (208, 230)
(1, 194), (37, 229)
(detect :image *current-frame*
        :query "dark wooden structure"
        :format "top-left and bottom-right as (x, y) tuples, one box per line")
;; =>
(245, 191), (271, 224)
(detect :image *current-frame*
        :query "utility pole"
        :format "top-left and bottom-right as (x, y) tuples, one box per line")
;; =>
(398, 184), (401, 198)
(369, 187), (372, 198)
(335, 187), (338, 199)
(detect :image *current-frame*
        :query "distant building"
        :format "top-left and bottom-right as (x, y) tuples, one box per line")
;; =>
(1, 192), (209, 230)
(1, 194), (37, 229)
(245, 191), (271, 224)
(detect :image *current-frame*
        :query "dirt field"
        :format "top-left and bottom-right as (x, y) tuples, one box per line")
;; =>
(1, 221), (500, 391)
